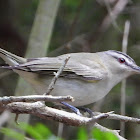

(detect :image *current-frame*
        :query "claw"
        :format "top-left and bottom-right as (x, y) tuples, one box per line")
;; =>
(78, 107), (94, 117)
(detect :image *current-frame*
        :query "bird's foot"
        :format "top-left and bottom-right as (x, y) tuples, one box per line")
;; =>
(78, 107), (94, 117)
(60, 102), (82, 116)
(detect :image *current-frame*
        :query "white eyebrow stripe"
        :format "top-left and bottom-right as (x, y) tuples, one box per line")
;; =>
(108, 50), (135, 64)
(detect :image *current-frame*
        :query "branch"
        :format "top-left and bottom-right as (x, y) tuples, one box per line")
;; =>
(0, 100), (139, 140)
(45, 56), (70, 95)
(1, 95), (139, 124)
(49, 0), (129, 56)
(5, 102), (110, 126)
(4, 101), (140, 140)
(99, 0), (129, 33)
(0, 95), (74, 105)
(94, 112), (140, 124)
(4, 102), (140, 125)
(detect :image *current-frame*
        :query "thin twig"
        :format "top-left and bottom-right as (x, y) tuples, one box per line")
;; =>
(15, 114), (19, 125)
(45, 56), (70, 95)
(104, 0), (121, 32)
(99, 0), (129, 33)
(88, 112), (112, 124)
(94, 112), (140, 124)
(121, 20), (130, 137)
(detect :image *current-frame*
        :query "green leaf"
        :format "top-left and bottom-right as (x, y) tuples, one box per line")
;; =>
(92, 128), (119, 140)
(1, 123), (63, 140)
(34, 123), (52, 138)
(92, 128), (103, 140)
(18, 123), (43, 139)
(77, 127), (88, 140)
(0, 128), (25, 140)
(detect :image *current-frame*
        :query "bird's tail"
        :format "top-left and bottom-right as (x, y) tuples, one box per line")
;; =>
(0, 48), (27, 66)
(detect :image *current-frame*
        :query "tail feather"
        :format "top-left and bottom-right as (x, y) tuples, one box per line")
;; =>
(0, 48), (27, 66)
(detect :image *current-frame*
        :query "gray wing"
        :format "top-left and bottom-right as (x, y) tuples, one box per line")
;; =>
(12, 54), (108, 81)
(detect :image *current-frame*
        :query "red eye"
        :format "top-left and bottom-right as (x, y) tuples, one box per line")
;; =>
(118, 58), (125, 63)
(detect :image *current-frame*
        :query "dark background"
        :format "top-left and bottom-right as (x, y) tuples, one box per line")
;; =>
(0, 0), (140, 139)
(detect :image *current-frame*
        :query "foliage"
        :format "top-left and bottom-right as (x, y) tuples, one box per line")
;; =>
(1, 123), (119, 140)
(0, 123), (63, 140)
(77, 127), (119, 140)
(77, 127), (88, 140)
(91, 128), (119, 140)
(1, 128), (25, 140)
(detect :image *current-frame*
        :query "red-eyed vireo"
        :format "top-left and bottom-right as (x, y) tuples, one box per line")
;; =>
(0, 48), (140, 107)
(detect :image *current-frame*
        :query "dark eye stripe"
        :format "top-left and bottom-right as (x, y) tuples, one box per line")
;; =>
(109, 50), (135, 64)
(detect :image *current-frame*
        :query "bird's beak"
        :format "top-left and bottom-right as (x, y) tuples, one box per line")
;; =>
(132, 65), (140, 74)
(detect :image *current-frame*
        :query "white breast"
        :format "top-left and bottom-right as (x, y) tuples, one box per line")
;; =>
(44, 77), (111, 106)
(13, 70), (123, 107)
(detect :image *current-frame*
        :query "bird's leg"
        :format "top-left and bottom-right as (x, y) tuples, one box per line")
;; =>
(77, 107), (94, 117)
(60, 102), (82, 116)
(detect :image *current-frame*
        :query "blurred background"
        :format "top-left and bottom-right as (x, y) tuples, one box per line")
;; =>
(0, 0), (140, 140)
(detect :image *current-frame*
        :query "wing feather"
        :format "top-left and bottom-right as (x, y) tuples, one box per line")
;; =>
(12, 53), (108, 81)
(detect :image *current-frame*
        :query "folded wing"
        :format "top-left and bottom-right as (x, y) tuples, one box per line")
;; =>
(7, 53), (108, 82)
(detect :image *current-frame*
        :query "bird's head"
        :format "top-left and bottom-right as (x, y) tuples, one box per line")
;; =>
(102, 50), (140, 78)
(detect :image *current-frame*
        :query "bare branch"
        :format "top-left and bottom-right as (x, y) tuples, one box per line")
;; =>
(1, 95), (139, 125)
(5, 102), (111, 126)
(0, 95), (73, 105)
(4, 102), (140, 125)
(0, 101), (139, 140)
(45, 56), (70, 95)
(94, 112), (140, 124)
(108, 113), (140, 124)
(100, 0), (129, 32)
(49, 0), (129, 57)
(104, 0), (121, 32)
(87, 112), (111, 124)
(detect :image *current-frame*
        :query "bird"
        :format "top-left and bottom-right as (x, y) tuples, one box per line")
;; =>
(0, 48), (140, 108)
